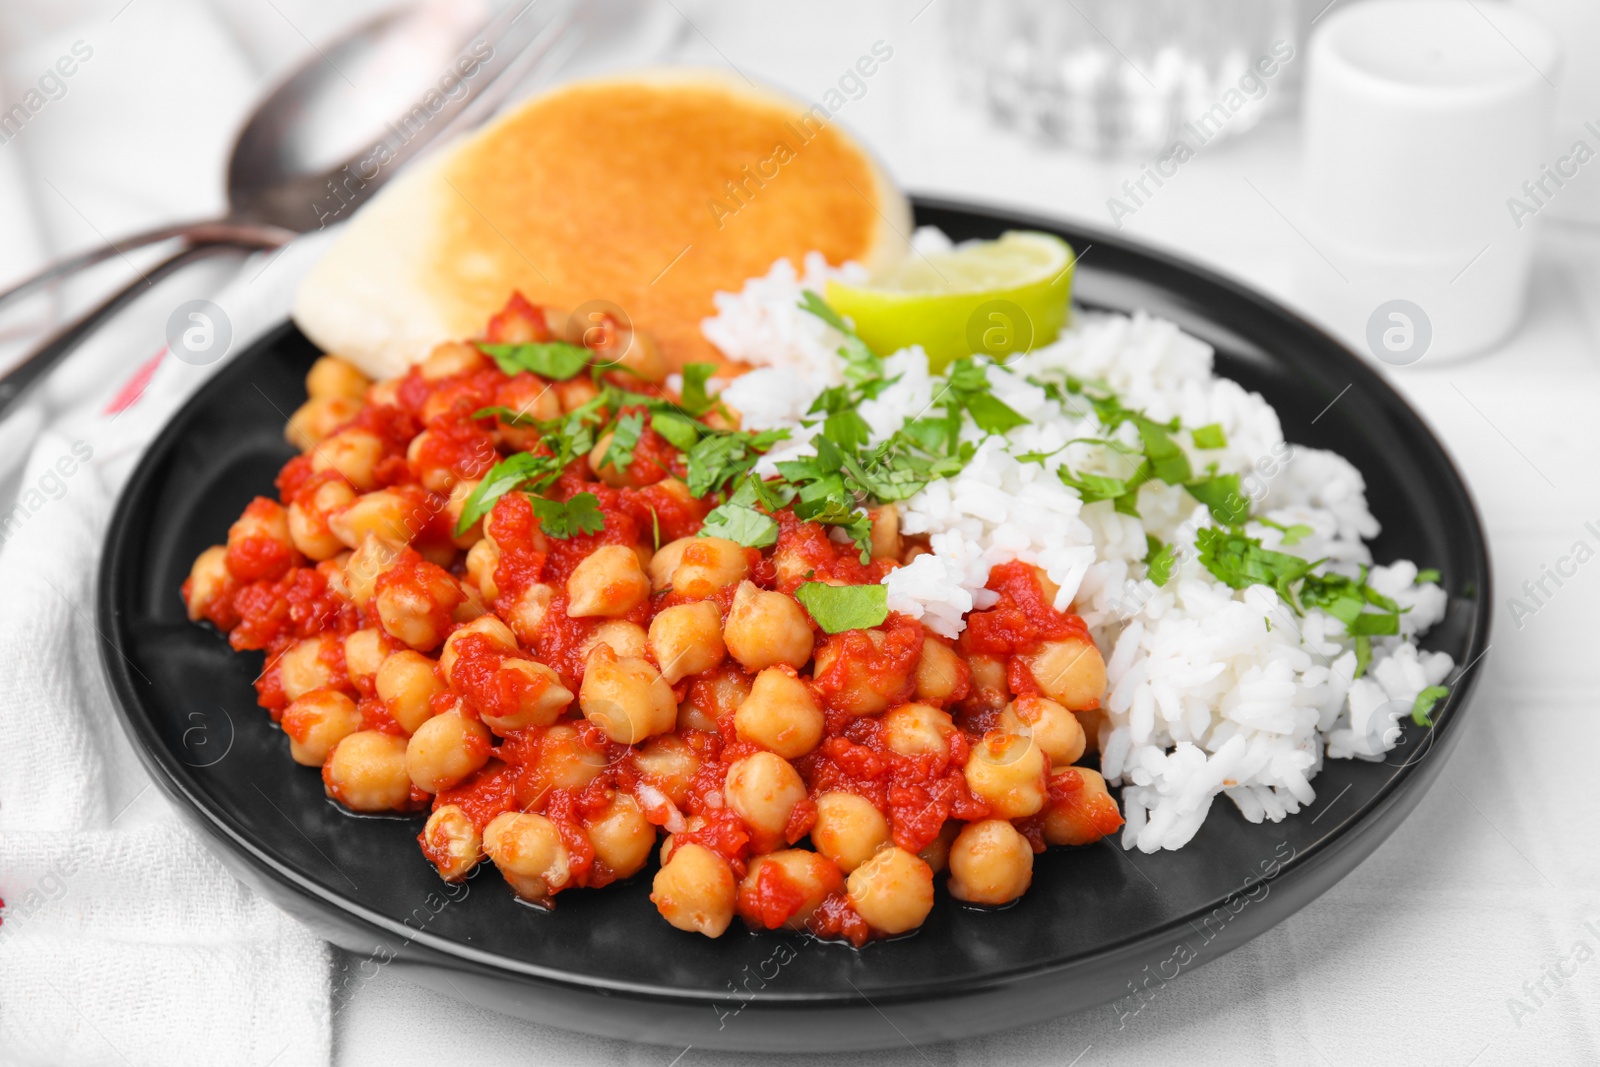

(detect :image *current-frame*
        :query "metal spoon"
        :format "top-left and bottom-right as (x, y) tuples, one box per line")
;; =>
(0, 0), (575, 309)
(0, 0), (579, 420)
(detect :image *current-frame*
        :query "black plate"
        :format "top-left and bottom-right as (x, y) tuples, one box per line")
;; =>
(97, 197), (1491, 1052)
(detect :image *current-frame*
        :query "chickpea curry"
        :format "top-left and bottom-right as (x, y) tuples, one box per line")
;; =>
(183, 293), (1123, 945)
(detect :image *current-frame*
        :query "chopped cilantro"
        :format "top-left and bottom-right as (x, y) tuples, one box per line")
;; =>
(678, 363), (719, 416)
(477, 341), (590, 380)
(1300, 568), (1401, 636)
(700, 504), (779, 548)
(795, 581), (888, 633)
(1415, 568), (1441, 585)
(1192, 423), (1228, 449)
(1353, 634), (1372, 680)
(1185, 474), (1250, 526)
(531, 492), (606, 539)
(1145, 536), (1178, 587)
(1195, 527), (1318, 606)
(686, 428), (788, 497)
(455, 451), (563, 534)
(798, 290), (883, 388)
(651, 411), (703, 451)
(1059, 468), (1131, 505)
(1412, 685), (1449, 726)
(471, 405), (543, 427)
(601, 412), (645, 473)
(1257, 516), (1314, 546)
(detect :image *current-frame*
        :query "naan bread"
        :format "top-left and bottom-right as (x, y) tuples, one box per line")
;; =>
(293, 67), (910, 379)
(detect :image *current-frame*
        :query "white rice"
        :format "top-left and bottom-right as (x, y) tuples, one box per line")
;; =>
(703, 243), (1454, 853)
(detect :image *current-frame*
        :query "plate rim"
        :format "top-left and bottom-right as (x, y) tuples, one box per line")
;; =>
(95, 194), (1494, 1008)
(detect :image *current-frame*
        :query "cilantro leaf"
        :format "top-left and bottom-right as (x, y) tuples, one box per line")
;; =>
(1059, 468), (1130, 504)
(1192, 423), (1228, 449)
(685, 428), (788, 498)
(1146, 536), (1178, 587)
(1195, 527), (1318, 606)
(1185, 474), (1250, 526)
(477, 342), (590, 380)
(1415, 568), (1441, 585)
(700, 504), (779, 548)
(1132, 415), (1192, 485)
(471, 405), (543, 427)
(1258, 516), (1314, 546)
(798, 290), (883, 387)
(965, 392), (1030, 435)
(601, 412), (645, 473)
(651, 411), (703, 451)
(455, 452), (559, 534)
(1353, 634), (1372, 680)
(1412, 685), (1449, 726)
(679, 363), (719, 416)
(796, 581), (888, 633)
(531, 492), (606, 539)
(1300, 569), (1401, 637)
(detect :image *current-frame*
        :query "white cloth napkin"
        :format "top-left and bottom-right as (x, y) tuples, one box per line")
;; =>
(0, 232), (334, 1067)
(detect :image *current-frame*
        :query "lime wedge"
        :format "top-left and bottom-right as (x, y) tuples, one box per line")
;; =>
(824, 231), (1075, 373)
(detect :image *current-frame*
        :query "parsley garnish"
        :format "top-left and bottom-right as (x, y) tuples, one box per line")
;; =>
(601, 412), (645, 473)
(1300, 568), (1401, 636)
(531, 493), (606, 539)
(1195, 528), (1317, 606)
(1145, 535), (1178, 587)
(795, 581), (888, 633)
(1257, 516), (1314, 546)
(1185, 474), (1250, 526)
(477, 342), (591, 380)
(678, 362), (719, 417)
(456, 451), (565, 533)
(1412, 685), (1449, 726)
(1192, 423), (1227, 449)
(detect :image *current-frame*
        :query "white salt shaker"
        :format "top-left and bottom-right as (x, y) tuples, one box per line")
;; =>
(1302, 0), (1559, 363)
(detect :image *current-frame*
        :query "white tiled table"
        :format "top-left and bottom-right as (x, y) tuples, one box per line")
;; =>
(4, 2), (1597, 1064)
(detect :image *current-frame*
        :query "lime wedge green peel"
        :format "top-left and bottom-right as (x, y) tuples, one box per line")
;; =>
(824, 230), (1076, 373)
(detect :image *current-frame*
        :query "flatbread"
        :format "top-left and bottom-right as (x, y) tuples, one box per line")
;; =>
(293, 67), (910, 379)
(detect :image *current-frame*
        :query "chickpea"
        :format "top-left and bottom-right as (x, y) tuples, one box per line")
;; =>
(421, 804), (482, 882)
(672, 537), (749, 599)
(579, 645), (676, 744)
(306, 355), (370, 400)
(586, 432), (633, 488)
(1076, 707), (1108, 755)
(376, 650), (446, 734)
(584, 793), (655, 880)
(1042, 768), (1124, 847)
(964, 653), (1010, 713)
(580, 620), (650, 662)
(320, 554), (353, 602)
(483, 811), (571, 902)
(453, 582), (488, 624)
(598, 328), (666, 383)
(226, 498), (297, 581)
(183, 545), (232, 622)
(677, 664), (751, 733)
(1021, 636), (1107, 711)
(647, 536), (692, 591)
(442, 480), (485, 549)
(343, 628), (389, 690)
(965, 732), (1050, 819)
(999, 695), (1086, 767)
(947, 819), (1034, 905)
(649, 602), (726, 684)
(281, 689), (362, 767)
(846, 847), (935, 936)
(405, 709), (492, 793)
(329, 488), (419, 550)
(504, 583), (555, 645)
(529, 724), (608, 793)
(288, 479), (358, 560)
(311, 428), (385, 491)
(438, 614), (517, 684)
(733, 667), (823, 758)
(631, 734), (700, 807)
(465, 537), (500, 600)
(737, 850), (844, 931)
(286, 394), (360, 451)
(548, 376), (597, 414)
(650, 842), (736, 938)
(811, 628), (914, 716)
(279, 634), (340, 702)
(565, 544), (650, 618)
(868, 504), (901, 562)
(375, 560), (465, 650)
(914, 637), (966, 704)
(420, 340), (487, 381)
(880, 702), (956, 760)
(811, 791), (892, 873)
(723, 752), (807, 849)
(918, 820), (961, 874)
(724, 581), (814, 672)
(343, 535), (403, 607)
(493, 377), (561, 452)
(325, 731), (412, 812)
(481, 658), (573, 734)
(365, 378), (400, 407)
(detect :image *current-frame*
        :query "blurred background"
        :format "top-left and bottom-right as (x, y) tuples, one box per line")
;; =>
(2, 1), (1598, 1064)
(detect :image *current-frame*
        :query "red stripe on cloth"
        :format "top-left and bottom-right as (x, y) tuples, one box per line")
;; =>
(104, 348), (166, 415)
